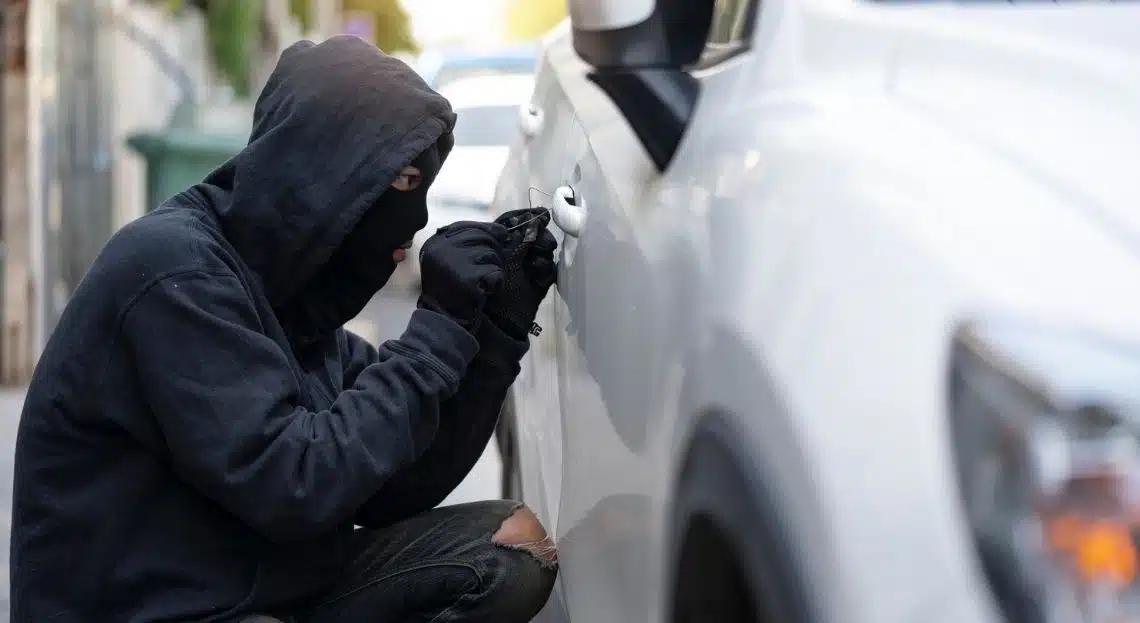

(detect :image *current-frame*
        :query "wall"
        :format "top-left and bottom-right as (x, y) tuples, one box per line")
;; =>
(2, 0), (338, 377)
(2, 0), (33, 384)
(110, 1), (212, 228)
(116, 0), (338, 227)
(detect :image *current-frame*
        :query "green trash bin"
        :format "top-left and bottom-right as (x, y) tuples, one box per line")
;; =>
(126, 128), (248, 212)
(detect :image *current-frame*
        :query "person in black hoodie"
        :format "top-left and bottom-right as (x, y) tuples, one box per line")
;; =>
(9, 36), (558, 623)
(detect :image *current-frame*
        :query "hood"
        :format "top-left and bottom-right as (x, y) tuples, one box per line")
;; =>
(201, 36), (456, 308)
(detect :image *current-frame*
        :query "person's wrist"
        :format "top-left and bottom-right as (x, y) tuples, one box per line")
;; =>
(490, 318), (528, 341)
(486, 305), (536, 341)
(417, 294), (480, 332)
(455, 314), (482, 333)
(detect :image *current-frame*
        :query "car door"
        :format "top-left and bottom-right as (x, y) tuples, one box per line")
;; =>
(546, 2), (763, 621)
(504, 28), (589, 537)
(543, 29), (683, 623)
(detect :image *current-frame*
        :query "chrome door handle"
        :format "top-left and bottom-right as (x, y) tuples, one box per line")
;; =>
(551, 185), (585, 237)
(519, 104), (543, 139)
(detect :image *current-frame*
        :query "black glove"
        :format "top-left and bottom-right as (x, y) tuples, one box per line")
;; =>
(418, 221), (509, 331)
(484, 208), (558, 340)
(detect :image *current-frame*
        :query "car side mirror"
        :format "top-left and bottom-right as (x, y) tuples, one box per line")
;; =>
(566, 0), (715, 171)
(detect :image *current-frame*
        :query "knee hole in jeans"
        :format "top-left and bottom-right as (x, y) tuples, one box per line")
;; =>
(491, 505), (558, 568)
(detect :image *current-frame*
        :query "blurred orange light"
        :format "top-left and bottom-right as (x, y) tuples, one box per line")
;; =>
(1047, 515), (1137, 587)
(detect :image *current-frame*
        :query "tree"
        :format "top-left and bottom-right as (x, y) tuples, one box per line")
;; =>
(504, 0), (566, 41)
(342, 0), (419, 55)
(287, 0), (313, 31)
(150, 0), (278, 98)
(202, 0), (263, 98)
(148, 0), (419, 98)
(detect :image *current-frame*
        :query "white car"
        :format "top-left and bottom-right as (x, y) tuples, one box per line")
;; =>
(492, 3), (1140, 623)
(391, 73), (537, 290)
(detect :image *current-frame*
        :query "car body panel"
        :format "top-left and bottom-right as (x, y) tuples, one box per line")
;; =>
(503, 37), (590, 534)
(492, 2), (1140, 622)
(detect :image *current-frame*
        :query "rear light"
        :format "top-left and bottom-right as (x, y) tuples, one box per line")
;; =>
(948, 319), (1140, 623)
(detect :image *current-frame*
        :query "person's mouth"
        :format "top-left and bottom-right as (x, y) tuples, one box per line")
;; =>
(393, 240), (413, 263)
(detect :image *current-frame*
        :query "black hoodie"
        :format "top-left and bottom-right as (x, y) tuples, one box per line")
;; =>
(9, 37), (528, 622)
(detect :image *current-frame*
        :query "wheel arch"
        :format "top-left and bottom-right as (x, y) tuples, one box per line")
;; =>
(669, 409), (825, 622)
(668, 326), (839, 622)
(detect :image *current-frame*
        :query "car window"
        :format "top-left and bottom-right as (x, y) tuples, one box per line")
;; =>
(698, 0), (757, 66)
(452, 105), (520, 147)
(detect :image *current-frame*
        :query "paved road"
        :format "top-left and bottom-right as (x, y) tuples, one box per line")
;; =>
(0, 288), (502, 619)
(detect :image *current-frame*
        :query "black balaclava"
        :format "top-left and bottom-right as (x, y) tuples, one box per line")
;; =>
(279, 133), (452, 347)
(336, 138), (445, 285)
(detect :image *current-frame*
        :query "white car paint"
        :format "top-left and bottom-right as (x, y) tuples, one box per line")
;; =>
(492, 3), (1140, 623)
(391, 73), (537, 289)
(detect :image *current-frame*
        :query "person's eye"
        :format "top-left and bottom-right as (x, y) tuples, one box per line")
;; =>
(390, 166), (422, 191)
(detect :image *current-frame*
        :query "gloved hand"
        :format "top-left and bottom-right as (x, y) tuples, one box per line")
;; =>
(418, 221), (509, 331)
(484, 208), (558, 340)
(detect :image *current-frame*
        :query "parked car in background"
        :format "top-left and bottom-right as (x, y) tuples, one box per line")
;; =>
(416, 43), (538, 90)
(390, 72), (537, 290)
(493, 3), (1140, 623)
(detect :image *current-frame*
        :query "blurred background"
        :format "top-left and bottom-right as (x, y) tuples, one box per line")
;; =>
(0, 0), (561, 613)
(0, 0), (562, 383)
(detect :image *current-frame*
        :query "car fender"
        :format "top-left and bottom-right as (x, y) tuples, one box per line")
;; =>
(672, 325), (845, 623)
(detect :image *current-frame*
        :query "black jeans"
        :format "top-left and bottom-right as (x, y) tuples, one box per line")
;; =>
(262, 500), (557, 623)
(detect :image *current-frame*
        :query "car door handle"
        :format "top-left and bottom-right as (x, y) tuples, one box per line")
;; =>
(519, 104), (544, 139)
(551, 185), (585, 237)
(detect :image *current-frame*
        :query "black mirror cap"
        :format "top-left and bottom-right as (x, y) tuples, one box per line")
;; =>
(587, 69), (699, 172)
(571, 0), (715, 70)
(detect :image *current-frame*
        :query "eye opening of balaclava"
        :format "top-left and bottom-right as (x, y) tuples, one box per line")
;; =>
(335, 134), (446, 283)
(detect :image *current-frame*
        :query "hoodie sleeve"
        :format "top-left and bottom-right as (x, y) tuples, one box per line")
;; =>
(122, 269), (479, 542)
(344, 316), (530, 528)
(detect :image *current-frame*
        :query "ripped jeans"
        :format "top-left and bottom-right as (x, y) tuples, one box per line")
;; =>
(256, 500), (558, 623)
